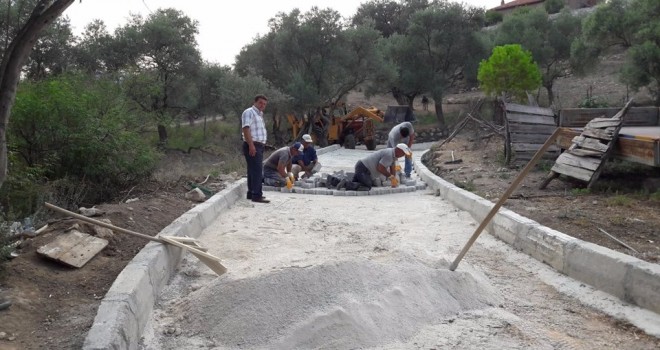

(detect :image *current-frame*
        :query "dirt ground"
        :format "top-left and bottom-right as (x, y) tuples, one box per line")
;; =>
(422, 131), (660, 264)
(1, 52), (659, 349)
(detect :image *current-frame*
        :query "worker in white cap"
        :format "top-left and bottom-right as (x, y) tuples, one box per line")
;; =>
(387, 121), (415, 178)
(291, 134), (321, 179)
(352, 143), (411, 189)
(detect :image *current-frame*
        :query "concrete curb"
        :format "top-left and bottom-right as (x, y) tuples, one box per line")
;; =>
(414, 150), (660, 316)
(82, 180), (247, 350)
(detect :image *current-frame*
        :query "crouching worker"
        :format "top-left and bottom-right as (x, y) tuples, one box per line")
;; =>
(352, 143), (411, 189)
(263, 142), (303, 187)
(291, 134), (321, 179)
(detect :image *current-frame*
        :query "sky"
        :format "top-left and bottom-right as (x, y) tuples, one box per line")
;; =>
(65, 0), (503, 67)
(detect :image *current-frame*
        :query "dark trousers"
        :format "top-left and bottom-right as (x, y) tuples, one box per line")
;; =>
(353, 161), (372, 188)
(243, 141), (264, 199)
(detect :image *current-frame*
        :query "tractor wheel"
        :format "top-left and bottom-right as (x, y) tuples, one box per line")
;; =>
(343, 134), (356, 149)
(365, 139), (376, 150)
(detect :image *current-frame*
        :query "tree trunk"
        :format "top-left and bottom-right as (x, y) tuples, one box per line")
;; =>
(545, 83), (555, 106)
(157, 124), (168, 144)
(0, 0), (75, 189)
(271, 107), (285, 146)
(434, 101), (449, 137)
(392, 88), (412, 106)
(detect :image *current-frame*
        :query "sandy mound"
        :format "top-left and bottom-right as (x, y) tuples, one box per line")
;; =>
(161, 259), (502, 349)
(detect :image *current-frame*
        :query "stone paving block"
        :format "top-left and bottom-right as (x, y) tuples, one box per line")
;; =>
(281, 188), (293, 193)
(263, 185), (276, 192)
(333, 190), (346, 196)
(356, 191), (369, 196)
(345, 191), (357, 196)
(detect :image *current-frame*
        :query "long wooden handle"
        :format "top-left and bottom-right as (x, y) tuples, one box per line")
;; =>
(44, 202), (163, 243)
(449, 128), (560, 271)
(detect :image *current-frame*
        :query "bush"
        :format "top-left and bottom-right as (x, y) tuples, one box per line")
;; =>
(484, 10), (503, 26)
(7, 74), (159, 211)
(544, 0), (564, 14)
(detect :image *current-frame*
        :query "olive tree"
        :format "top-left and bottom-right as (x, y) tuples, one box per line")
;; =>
(0, 0), (76, 188)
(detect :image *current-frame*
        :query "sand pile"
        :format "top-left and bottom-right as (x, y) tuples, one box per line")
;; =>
(160, 259), (502, 349)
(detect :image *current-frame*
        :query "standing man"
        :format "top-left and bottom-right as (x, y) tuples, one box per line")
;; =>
(291, 134), (321, 179)
(421, 95), (429, 111)
(352, 143), (411, 189)
(387, 121), (415, 178)
(263, 142), (304, 187)
(242, 94), (269, 203)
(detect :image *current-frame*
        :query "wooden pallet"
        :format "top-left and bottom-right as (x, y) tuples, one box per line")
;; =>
(503, 102), (559, 164)
(539, 100), (633, 189)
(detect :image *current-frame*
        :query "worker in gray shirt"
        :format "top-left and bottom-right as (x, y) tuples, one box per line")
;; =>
(352, 143), (411, 189)
(387, 121), (415, 178)
(263, 142), (303, 187)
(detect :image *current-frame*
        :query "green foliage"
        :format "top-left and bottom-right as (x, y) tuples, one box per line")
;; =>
(7, 74), (158, 211)
(544, 0), (564, 14)
(578, 85), (609, 108)
(484, 10), (502, 26)
(570, 188), (591, 196)
(575, 0), (660, 104)
(478, 44), (542, 102)
(495, 8), (581, 105)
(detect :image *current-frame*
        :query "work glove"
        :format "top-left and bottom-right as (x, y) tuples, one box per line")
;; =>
(287, 172), (294, 182)
(390, 175), (399, 188)
(285, 176), (293, 190)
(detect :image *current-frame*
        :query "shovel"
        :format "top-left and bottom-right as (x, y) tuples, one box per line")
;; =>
(44, 202), (227, 276)
(444, 151), (463, 164)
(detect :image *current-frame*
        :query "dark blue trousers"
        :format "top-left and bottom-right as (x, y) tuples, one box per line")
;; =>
(243, 141), (264, 199)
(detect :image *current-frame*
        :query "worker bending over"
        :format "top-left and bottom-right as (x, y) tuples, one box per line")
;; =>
(387, 121), (415, 178)
(352, 143), (411, 190)
(263, 142), (303, 187)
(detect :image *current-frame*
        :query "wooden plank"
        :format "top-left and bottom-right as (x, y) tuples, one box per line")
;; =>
(586, 119), (622, 129)
(559, 107), (658, 127)
(507, 124), (557, 134)
(556, 127), (659, 167)
(513, 143), (560, 152)
(582, 128), (614, 140)
(37, 230), (108, 268)
(510, 132), (554, 143)
(551, 162), (594, 182)
(570, 136), (609, 152)
(568, 148), (603, 157)
(506, 112), (556, 125)
(588, 100), (634, 188)
(505, 103), (555, 117)
(556, 152), (601, 171)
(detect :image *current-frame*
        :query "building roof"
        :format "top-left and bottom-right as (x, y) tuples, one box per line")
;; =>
(492, 0), (545, 11)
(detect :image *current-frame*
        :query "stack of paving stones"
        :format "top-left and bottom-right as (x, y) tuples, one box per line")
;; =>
(263, 169), (427, 196)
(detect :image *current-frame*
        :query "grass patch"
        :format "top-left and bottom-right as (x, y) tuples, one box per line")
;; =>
(606, 195), (634, 207)
(608, 215), (626, 226)
(455, 179), (476, 192)
(570, 188), (591, 196)
(650, 191), (660, 203)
